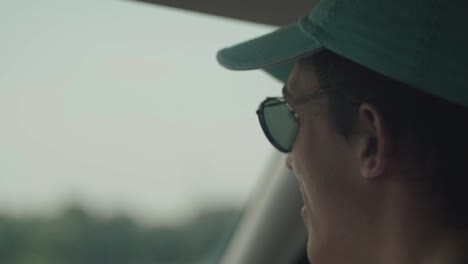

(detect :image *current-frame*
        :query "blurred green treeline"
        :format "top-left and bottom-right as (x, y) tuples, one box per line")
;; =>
(0, 205), (241, 264)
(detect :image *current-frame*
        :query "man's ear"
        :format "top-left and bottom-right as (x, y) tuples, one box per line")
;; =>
(355, 103), (392, 179)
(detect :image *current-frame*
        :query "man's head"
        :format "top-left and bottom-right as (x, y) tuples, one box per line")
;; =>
(285, 49), (468, 261)
(217, 0), (468, 262)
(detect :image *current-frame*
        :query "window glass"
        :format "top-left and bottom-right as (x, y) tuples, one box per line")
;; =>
(0, 1), (279, 263)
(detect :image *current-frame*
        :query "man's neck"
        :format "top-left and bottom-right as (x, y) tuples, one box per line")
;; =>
(375, 187), (468, 264)
(311, 179), (468, 264)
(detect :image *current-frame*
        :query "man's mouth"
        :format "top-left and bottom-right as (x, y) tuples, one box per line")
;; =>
(301, 205), (308, 226)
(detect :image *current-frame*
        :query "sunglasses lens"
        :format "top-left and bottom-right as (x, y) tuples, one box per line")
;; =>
(262, 99), (298, 152)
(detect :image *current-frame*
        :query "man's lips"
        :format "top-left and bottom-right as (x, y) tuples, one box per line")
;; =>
(301, 205), (308, 227)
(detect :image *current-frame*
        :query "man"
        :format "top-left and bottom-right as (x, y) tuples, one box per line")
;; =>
(217, 0), (468, 263)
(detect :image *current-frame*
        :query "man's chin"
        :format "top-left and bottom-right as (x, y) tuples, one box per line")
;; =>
(306, 238), (315, 264)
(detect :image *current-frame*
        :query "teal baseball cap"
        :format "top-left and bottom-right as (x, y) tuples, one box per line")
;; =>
(217, 0), (468, 108)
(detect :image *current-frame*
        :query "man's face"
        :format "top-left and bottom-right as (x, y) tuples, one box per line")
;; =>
(286, 62), (372, 262)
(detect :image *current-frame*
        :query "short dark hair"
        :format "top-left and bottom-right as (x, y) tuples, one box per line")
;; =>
(302, 50), (468, 229)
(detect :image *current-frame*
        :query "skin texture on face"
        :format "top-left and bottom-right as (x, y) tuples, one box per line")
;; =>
(285, 60), (468, 264)
(287, 64), (365, 261)
(286, 61), (377, 263)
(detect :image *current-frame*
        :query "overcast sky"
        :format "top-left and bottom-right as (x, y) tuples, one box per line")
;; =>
(0, 0), (281, 226)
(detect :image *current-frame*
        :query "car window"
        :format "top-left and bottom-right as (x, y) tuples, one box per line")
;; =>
(0, 0), (279, 263)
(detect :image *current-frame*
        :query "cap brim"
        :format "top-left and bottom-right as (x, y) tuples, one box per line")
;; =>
(217, 23), (324, 82)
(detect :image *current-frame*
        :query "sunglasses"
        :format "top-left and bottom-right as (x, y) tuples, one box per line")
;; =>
(256, 86), (328, 153)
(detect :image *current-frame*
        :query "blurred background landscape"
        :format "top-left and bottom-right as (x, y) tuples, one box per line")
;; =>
(0, 204), (240, 264)
(0, 0), (278, 262)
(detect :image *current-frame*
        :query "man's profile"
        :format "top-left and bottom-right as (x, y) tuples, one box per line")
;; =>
(217, 0), (468, 263)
